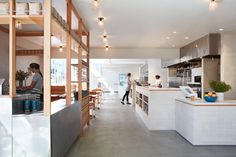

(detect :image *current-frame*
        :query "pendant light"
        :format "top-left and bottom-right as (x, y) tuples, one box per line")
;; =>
(93, 0), (99, 7)
(59, 43), (63, 52)
(59, 35), (63, 52)
(98, 17), (104, 26)
(105, 45), (109, 51)
(16, 21), (22, 30)
(209, 0), (218, 11)
(103, 35), (108, 42)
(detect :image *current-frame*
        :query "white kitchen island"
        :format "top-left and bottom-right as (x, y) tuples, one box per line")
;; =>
(175, 99), (236, 145)
(135, 86), (183, 130)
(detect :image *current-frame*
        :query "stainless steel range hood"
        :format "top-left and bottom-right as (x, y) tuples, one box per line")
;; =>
(162, 33), (221, 68)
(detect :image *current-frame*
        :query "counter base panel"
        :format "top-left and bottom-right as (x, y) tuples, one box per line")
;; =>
(51, 101), (81, 157)
(176, 100), (236, 145)
(0, 97), (12, 157)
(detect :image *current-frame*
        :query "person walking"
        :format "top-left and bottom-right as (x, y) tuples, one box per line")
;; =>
(121, 73), (132, 105)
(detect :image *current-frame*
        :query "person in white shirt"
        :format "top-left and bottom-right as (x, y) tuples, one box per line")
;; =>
(154, 75), (162, 88)
(121, 73), (132, 105)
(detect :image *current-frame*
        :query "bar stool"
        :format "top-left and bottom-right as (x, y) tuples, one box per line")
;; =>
(90, 91), (99, 110)
(89, 95), (96, 119)
(91, 89), (103, 109)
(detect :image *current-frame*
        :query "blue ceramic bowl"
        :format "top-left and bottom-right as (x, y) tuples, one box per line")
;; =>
(204, 96), (217, 102)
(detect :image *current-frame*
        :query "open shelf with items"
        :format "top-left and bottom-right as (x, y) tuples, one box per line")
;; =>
(0, 0), (90, 156)
(135, 91), (149, 115)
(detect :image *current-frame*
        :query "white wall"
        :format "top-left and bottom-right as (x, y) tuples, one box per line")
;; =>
(90, 63), (140, 98)
(148, 59), (168, 87)
(0, 31), (9, 80)
(221, 32), (236, 99)
(91, 47), (179, 59)
(148, 59), (161, 85)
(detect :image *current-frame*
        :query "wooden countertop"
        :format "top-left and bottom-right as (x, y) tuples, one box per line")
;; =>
(136, 86), (180, 91)
(176, 98), (236, 106)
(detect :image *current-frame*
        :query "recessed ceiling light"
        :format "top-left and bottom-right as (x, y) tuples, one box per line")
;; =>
(219, 28), (224, 31)
(173, 31), (177, 34)
(172, 45), (176, 47)
(98, 17), (104, 26)
(185, 36), (189, 40)
(166, 37), (171, 40)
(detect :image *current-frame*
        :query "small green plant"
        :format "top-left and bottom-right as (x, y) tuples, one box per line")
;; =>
(209, 80), (232, 93)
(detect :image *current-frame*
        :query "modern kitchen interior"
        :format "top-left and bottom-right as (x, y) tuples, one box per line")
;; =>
(0, 0), (236, 157)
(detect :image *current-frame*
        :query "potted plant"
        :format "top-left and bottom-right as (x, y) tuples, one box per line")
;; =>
(16, 70), (30, 87)
(209, 80), (231, 101)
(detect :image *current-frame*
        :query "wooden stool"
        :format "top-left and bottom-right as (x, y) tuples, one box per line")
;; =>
(89, 95), (96, 119)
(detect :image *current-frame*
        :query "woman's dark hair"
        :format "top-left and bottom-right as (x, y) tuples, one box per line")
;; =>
(155, 75), (160, 79)
(127, 73), (131, 77)
(30, 63), (43, 78)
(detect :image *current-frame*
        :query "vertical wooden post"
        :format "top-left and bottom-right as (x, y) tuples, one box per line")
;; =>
(87, 32), (90, 93)
(9, 0), (15, 16)
(66, 0), (72, 105)
(9, 0), (16, 97)
(43, 0), (52, 116)
(78, 20), (83, 101)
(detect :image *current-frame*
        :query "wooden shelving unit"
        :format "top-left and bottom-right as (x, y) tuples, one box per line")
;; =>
(1, 0), (90, 127)
(136, 92), (149, 115)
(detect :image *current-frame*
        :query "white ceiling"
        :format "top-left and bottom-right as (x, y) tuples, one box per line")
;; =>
(73, 0), (236, 48)
(91, 59), (147, 65)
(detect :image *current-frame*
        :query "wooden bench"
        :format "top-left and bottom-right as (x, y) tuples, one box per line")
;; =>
(51, 86), (66, 102)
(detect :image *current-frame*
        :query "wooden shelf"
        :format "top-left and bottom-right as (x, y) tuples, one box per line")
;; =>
(0, 15), (10, 24)
(4, 1), (90, 123)
(71, 64), (78, 67)
(51, 17), (68, 44)
(82, 81), (89, 83)
(71, 81), (78, 83)
(71, 30), (81, 45)
(12, 15), (44, 26)
(71, 36), (80, 53)
(71, 61), (88, 68)
(82, 95), (89, 100)
(16, 49), (43, 56)
(136, 92), (149, 115)
(82, 60), (88, 67)
(81, 42), (89, 52)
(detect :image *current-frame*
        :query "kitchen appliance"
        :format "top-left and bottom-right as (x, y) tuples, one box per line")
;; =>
(191, 67), (202, 83)
(194, 76), (201, 83)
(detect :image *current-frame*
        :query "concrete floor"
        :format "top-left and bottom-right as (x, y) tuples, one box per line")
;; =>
(66, 94), (236, 157)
